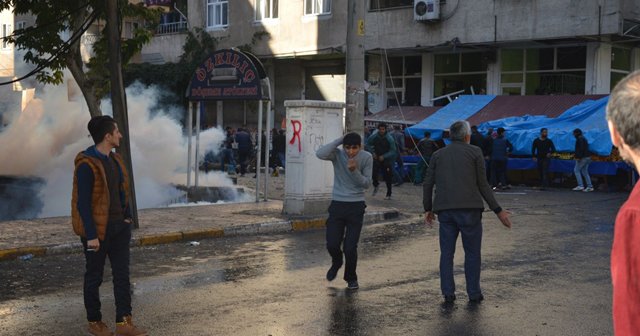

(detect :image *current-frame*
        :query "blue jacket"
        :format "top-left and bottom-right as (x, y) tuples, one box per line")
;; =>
(490, 136), (513, 161)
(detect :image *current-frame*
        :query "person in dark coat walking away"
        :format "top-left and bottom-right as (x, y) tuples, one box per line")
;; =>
(531, 128), (556, 190)
(572, 128), (593, 192)
(71, 116), (146, 336)
(413, 131), (439, 185)
(423, 120), (512, 304)
(316, 133), (373, 290)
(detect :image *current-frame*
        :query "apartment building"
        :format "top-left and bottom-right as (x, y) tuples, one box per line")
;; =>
(141, 0), (640, 126)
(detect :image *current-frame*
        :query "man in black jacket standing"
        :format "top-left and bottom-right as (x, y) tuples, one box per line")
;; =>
(531, 128), (556, 190)
(572, 128), (593, 192)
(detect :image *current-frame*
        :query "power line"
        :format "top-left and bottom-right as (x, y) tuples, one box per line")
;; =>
(0, 8), (99, 86)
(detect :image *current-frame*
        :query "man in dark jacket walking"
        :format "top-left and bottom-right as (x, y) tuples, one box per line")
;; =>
(423, 120), (511, 304)
(572, 128), (593, 192)
(366, 123), (397, 199)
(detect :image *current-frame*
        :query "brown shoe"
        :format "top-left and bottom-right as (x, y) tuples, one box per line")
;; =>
(87, 321), (114, 336)
(115, 315), (147, 336)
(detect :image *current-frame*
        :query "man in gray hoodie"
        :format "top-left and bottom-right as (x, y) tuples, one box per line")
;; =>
(316, 133), (373, 290)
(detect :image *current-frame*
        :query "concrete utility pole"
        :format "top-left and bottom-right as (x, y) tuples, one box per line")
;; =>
(345, 0), (366, 135)
(107, 0), (139, 228)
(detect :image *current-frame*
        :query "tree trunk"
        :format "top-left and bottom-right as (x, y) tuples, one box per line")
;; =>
(65, 6), (102, 117)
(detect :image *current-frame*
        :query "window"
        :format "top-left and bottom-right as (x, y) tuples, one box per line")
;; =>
(385, 55), (422, 107)
(611, 47), (631, 89)
(305, 0), (331, 15)
(434, 52), (486, 105)
(207, 0), (228, 28)
(256, 0), (278, 20)
(15, 21), (26, 30)
(2, 24), (11, 49)
(500, 47), (586, 95)
(370, 0), (412, 10)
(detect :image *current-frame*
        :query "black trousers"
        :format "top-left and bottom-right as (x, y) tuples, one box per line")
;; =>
(372, 160), (393, 196)
(326, 201), (366, 282)
(81, 220), (131, 323)
(537, 157), (551, 187)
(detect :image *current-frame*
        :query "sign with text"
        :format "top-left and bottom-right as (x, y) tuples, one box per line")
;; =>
(187, 49), (263, 101)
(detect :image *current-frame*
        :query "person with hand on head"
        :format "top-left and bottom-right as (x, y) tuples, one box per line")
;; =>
(423, 120), (511, 304)
(71, 116), (146, 336)
(606, 70), (640, 335)
(316, 133), (373, 290)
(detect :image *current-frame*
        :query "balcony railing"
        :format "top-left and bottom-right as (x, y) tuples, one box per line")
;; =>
(156, 21), (188, 35)
(145, 0), (172, 6)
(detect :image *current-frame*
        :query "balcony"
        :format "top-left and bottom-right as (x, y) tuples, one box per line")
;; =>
(156, 20), (188, 35)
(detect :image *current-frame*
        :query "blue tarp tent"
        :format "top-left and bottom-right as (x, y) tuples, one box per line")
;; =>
(477, 96), (612, 156)
(406, 95), (496, 140)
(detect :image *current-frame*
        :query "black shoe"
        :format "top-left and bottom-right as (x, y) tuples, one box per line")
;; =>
(326, 263), (342, 281)
(346, 280), (359, 290)
(444, 294), (456, 303)
(469, 294), (484, 303)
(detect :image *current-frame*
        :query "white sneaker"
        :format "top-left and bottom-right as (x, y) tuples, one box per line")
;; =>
(572, 186), (585, 191)
(583, 187), (594, 192)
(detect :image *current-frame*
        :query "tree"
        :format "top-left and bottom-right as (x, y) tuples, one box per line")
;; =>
(0, 0), (161, 117)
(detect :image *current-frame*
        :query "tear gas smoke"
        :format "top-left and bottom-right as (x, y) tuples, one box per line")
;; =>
(0, 80), (237, 219)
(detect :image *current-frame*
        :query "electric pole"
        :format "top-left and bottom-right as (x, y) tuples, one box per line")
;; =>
(345, 0), (366, 135)
(106, 0), (139, 228)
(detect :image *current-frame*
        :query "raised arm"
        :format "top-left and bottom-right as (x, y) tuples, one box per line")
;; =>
(316, 136), (343, 161)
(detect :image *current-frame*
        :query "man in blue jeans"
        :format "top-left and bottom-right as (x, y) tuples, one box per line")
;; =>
(317, 133), (373, 290)
(423, 120), (512, 304)
(572, 128), (594, 192)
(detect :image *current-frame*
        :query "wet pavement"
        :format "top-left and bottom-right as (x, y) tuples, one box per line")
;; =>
(0, 185), (624, 335)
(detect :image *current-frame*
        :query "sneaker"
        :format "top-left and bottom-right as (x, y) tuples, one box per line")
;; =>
(346, 280), (359, 290)
(87, 321), (114, 336)
(572, 186), (585, 191)
(372, 186), (379, 196)
(384, 195), (392, 200)
(326, 263), (342, 281)
(583, 187), (594, 192)
(444, 294), (456, 303)
(115, 316), (147, 336)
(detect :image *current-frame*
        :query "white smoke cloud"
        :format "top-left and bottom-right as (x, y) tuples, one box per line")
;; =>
(0, 79), (236, 218)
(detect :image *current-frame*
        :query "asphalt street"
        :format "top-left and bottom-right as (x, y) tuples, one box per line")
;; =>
(0, 185), (624, 335)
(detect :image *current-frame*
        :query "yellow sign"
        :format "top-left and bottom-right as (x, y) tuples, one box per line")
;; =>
(358, 20), (365, 36)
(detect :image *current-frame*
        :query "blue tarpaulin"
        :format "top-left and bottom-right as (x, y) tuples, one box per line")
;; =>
(477, 96), (612, 156)
(406, 95), (496, 140)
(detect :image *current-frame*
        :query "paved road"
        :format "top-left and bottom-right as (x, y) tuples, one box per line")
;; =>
(0, 187), (622, 335)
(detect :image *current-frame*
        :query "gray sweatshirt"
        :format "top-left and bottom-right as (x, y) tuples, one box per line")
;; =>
(316, 137), (373, 202)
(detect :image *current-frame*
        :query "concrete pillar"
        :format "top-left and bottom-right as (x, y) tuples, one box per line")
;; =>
(632, 48), (640, 72)
(486, 51), (501, 95)
(585, 42), (612, 94)
(283, 100), (345, 216)
(421, 53), (434, 106)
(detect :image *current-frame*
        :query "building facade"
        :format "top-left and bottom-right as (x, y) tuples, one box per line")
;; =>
(141, 0), (640, 125)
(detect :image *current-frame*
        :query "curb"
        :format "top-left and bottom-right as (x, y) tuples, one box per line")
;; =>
(0, 209), (400, 262)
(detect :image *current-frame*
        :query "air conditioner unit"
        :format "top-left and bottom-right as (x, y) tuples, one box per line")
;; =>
(414, 0), (440, 22)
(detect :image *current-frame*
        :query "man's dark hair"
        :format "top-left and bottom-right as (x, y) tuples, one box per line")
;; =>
(573, 128), (582, 136)
(471, 125), (478, 131)
(343, 132), (362, 147)
(607, 70), (640, 150)
(497, 127), (505, 135)
(87, 116), (117, 144)
(540, 128), (548, 133)
(377, 122), (387, 130)
(424, 131), (431, 138)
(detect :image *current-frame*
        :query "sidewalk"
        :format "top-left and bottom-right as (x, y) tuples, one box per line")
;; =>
(0, 200), (399, 261)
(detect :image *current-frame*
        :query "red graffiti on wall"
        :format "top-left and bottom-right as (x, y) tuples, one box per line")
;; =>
(289, 120), (302, 152)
